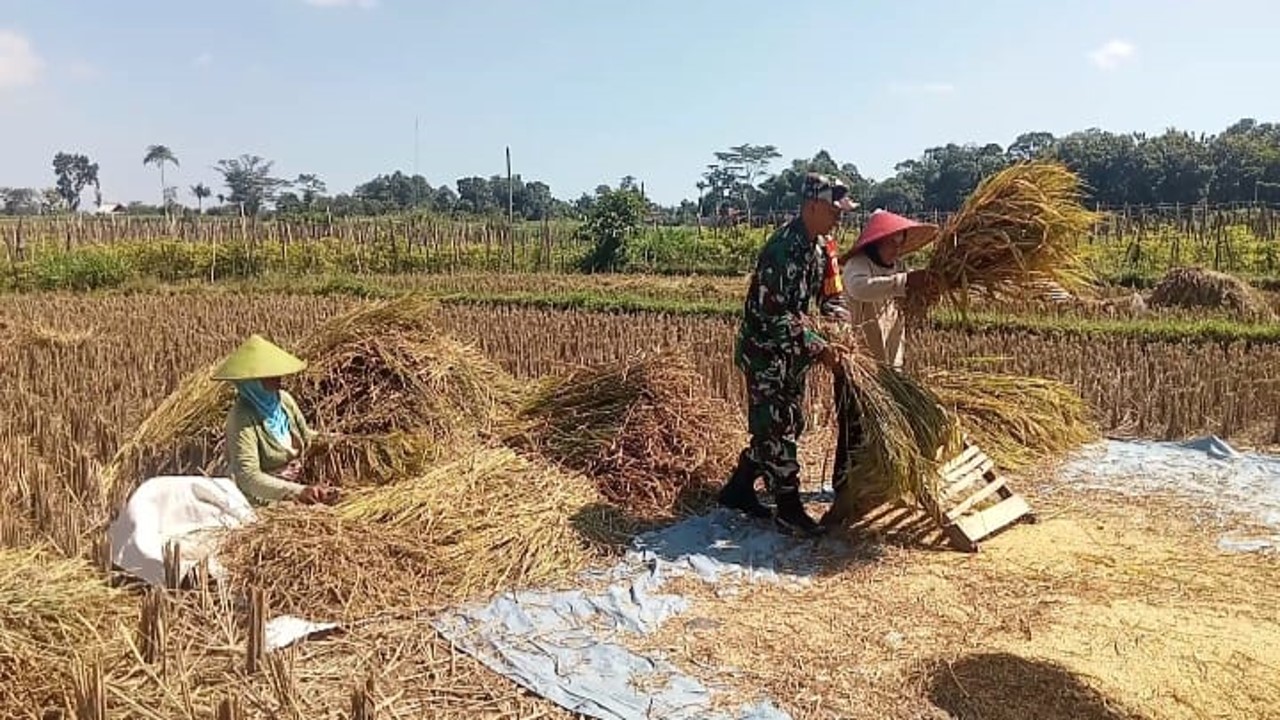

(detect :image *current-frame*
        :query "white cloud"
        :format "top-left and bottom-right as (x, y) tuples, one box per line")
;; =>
(194, 52), (213, 68)
(888, 82), (956, 97)
(1089, 40), (1136, 70)
(304, 0), (377, 8)
(67, 60), (103, 82)
(0, 29), (44, 90)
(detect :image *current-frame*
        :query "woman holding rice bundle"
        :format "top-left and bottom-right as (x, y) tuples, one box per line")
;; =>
(212, 334), (339, 507)
(822, 210), (939, 524)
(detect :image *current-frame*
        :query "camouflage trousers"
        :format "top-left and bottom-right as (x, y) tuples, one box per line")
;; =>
(739, 366), (808, 497)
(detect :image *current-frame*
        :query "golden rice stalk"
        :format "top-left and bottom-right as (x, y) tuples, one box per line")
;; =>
(509, 350), (743, 519)
(339, 446), (603, 599)
(0, 546), (130, 717)
(216, 507), (439, 621)
(923, 369), (1098, 472)
(909, 160), (1102, 317)
(219, 447), (603, 620)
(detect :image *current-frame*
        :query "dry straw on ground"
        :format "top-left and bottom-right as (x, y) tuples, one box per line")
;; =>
(102, 294), (519, 507)
(511, 349), (743, 518)
(219, 447), (604, 620)
(923, 369), (1099, 472)
(1147, 265), (1272, 319)
(0, 546), (131, 717)
(908, 160), (1101, 317)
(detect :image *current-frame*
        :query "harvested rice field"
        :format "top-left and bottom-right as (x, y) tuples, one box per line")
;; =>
(2, 287), (1279, 719)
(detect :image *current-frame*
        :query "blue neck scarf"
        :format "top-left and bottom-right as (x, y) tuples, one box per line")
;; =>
(237, 380), (291, 444)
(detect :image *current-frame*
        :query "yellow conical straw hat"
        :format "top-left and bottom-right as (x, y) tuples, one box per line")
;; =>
(211, 334), (307, 381)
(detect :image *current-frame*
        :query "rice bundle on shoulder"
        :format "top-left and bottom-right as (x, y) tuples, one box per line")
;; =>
(906, 160), (1102, 318)
(102, 294), (519, 507)
(509, 350), (744, 519)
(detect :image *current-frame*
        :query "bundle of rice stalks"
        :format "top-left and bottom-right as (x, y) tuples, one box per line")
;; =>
(923, 369), (1098, 472)
(510, 350), (743, 519)
(104, 294), (520, 504)
(907, 160), (1102, 318)
(216, 507), (440, 620)
(0, 546), (130, 717)
(1147, 266), (1272, 319)
(832, 350), (957, 515)
(339, 446), (604, 600)
(219, 447), (604, 619)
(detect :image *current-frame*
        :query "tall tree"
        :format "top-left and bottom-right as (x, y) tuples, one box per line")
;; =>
(712, 143), (782, 223)
(143, 145), (180, 211)
(51, 152), (99, 212)
(190, 183), (212, 213)
(212, 154), (284, 215)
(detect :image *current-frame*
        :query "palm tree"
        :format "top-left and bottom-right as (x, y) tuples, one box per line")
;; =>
(190, 183), (211, 213)
(142, 145), (179, 213)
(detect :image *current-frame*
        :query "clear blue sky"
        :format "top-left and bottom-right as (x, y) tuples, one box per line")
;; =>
(2, 0), (1278, 206)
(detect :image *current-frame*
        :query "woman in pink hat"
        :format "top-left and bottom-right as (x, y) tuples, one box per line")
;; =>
(822, 209), (940, 525)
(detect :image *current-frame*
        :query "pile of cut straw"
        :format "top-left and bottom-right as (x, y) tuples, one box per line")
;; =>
(923, 369), (1098, 472)
(218, 447), (604, 619)
(1147, 266), (1273, 320)
(907, 160), (1101, 318)
(103, 294), (520, 505)
(0, 546), (130, 716)
(511, 350), (743, 518)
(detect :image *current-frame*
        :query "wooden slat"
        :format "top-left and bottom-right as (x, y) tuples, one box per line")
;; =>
(945, 474), (1010, 521)
(939, 445), (983, 476)
(941, 456), (995, 502)
(953, 495), (1031, 543)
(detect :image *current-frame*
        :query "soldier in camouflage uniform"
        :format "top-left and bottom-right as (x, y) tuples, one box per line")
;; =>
(718, 172), (857, 537)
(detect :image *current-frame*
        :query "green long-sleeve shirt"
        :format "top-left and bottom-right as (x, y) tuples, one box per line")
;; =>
(224, 390), (318, 505)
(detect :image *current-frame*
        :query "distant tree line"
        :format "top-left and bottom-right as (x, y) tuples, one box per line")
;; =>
(4, 118), (1280, 220)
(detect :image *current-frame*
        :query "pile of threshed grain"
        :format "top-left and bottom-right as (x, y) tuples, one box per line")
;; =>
(1147, 266), (1273, 320)
(922, 369), (1098, 472)
(0, 546), (131, 717)
(217, 446), (605, 619)
(906, 160), (1102, 319)
(102, 294), (520, 507)
(510, 350), (744, 519)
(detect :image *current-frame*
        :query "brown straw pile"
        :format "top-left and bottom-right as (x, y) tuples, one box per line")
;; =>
(218, 447), (604, 620)
(922, 369), (1099, 472)
(1147, 266), (1273, 320)
(0, 546), (130, 717)
(103, 294), (519, 506)
(906, 160), (1102, 318)
(510, 350), (743, 519)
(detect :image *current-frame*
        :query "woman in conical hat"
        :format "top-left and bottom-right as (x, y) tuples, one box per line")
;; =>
(823, 209), (940, 526)
(212, 334), (337, 507)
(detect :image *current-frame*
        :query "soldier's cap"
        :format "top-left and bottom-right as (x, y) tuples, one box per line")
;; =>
(801, 172), (859, 211)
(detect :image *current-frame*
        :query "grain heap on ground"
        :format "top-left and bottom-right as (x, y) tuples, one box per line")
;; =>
(907, 160), (1102, 317)
(1147, 266), (1272, 319)
(510, 349), (744, 519)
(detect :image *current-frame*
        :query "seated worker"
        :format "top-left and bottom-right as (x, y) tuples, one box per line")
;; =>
(211, 334), (338, 506)
(822, 209), (939, 525)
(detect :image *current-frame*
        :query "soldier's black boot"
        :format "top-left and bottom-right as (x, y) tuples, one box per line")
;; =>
(774, 491), (828, 538)
(717, 454), (771, 520)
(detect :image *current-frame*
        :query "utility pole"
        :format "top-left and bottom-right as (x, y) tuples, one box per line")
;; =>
(506, 146), (514, 225)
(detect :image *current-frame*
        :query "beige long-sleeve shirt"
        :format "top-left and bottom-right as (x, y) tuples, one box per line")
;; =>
(841, 252), (909, 369)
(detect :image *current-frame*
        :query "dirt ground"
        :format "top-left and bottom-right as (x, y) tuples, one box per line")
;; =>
(624, 445), (1280, 720)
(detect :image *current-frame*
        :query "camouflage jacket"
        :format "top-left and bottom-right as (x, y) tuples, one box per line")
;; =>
(735, 218), (849, 374)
